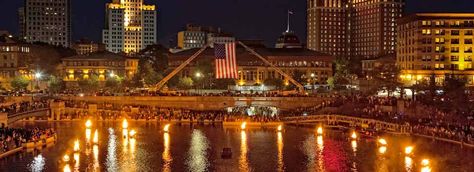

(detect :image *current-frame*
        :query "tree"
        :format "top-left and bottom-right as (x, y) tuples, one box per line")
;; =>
(11, 76), (30, 91)
(48, 76), (65, 93)
(214, 79), (236, 89)
(78, 74), (99, 93)
(263, 78), (284, 90)
(105, 76), (123, 91)
(178, 77), (194, 89)
(139, 44), (169, 73)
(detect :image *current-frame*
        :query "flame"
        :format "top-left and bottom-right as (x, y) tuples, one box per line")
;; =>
(241, 122), (247, 130)
(93, 129), (99, 144)
(129, 129), (137, 137)
(63, 154), (70, 162)
(405, 146), (414, 155)
(277, 125), (282, 132)
(163, 124), (170, 132)
(317, 126), (323, 135)
(73, 139), (80, 152)
(378, 146), (387, 154)
(378, 138), (387, 145)
(122, 119), (129, 129)
(85, 119), (92, 128)
(351, 131), (357, 139)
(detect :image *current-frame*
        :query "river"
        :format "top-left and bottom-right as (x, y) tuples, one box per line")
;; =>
(1, 121), (473, 171)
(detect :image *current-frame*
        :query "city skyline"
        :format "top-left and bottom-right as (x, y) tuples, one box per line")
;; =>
(1, 0), (474, 47)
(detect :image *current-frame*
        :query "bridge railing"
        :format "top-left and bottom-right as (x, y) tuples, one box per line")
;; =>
(282, 114), (411, 134)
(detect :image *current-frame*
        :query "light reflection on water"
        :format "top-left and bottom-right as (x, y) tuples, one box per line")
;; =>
(106, 128), (118, 172)
(29, 154), (45, 172)
(277, 132), (284, 172)
(186, 129), (209, 172)
(1, 122), (474, 171)
(162, 133), (172, 172)
(239, 131), (250, 172)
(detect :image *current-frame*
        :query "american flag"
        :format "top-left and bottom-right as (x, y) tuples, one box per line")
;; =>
(214, 43), (238, 79)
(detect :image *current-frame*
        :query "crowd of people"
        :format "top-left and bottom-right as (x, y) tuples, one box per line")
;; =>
(63, 100), (280, 123)
(0, 100), (49, 115)
(0, 127), (55, 154)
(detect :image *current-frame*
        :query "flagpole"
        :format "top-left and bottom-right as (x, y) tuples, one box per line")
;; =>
(287, 10), (290, 32)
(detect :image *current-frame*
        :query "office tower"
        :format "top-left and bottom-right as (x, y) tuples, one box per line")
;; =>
(102, 0), (157, 54)
(19, 0), (71, 47)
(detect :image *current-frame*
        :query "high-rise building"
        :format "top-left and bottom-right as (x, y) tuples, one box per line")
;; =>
(19, 0), (71, 47)
(307, 0), (404, 58)
(102, 0), (157, 54)
(397, 13), (474, 86)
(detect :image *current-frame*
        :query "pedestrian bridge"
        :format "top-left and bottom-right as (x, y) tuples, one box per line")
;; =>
(282, 115), (410, 134)
(0, 108), (50, 126)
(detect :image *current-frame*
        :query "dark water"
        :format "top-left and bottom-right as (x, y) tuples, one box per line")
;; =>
(1, 121), (474, 172)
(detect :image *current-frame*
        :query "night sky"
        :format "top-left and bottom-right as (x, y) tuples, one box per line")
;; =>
(1, 0), (474, 47)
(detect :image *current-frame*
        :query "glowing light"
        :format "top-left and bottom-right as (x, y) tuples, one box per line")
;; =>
(378, 146), (387, 154)
(351, 131), (357, 139)
(122, 119), (128, 129)
(129, 129), (137, 137)
(277, 125), (282, 132)
(405, 156), (413, 171)
(421, 159), (430, 166)
(74, 153), (80, 168)
(85, 119), (92, 128)
(317, 135), (323, 146)
(122, 129), (129, 138)
(93, 129), (99, 144)
(241, 122), (247, 130)
(86, 129), (91, 143)
(404, 146), (414, 155)
(351, 140), (357, 152)
(63, 154), (70, 162)
(163, 124), (170, 132)
(378, 138), (387, 145)
(317, 126), (323, 135)
(162, 133), (172, 172)
(63, 164), (71, 172)
(73, 139), (80, 152)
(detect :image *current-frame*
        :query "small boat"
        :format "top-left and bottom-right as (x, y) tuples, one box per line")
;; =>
(221, 148), (232, 159)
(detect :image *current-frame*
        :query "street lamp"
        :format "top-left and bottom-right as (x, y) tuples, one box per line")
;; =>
(34, 72), (42, 91)
(195, 72), (203, 94)
(195, 72), (202, 78)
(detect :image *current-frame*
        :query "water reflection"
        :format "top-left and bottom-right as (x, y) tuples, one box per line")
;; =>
(316, 135), (324, 171)
(29, 154), (45, 172)
(239, 131), (250, 172)
(277, 132), (284, 172)
(106, 128), (118, 171)
(162, 133), (172, 172)
(73, 153), (80, 170)
(63, 164), (71, 172)
(93, 145), (99, 170)
(187, 130), (209, 172)
(405, 156), (413, 172)
(351, 140), (358, 171)
(85, 129), (91, 143)
(376, 145), (388, 172)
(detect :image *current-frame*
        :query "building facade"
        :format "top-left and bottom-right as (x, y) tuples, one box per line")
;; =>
(72, 39), (105, 55)
(60, 52), (139, 85)
(0, 36), (32, 89)
(307, 0), (404, 58)
(397, 13), (474, 86)
(102, 0), (157, 54)
(168, 46), (334, 87)
(19, 0), (71, 47)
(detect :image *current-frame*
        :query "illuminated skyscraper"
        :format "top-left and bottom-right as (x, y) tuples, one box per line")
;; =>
(307, 0), (404, 58)
(19, 0), (71, 47)
(102, 0), (157, 54)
